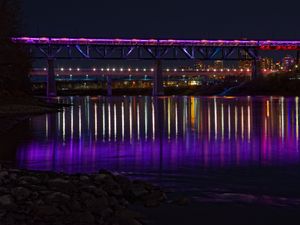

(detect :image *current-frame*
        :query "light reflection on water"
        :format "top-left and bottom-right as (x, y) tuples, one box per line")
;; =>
(17, 96), (300, 174)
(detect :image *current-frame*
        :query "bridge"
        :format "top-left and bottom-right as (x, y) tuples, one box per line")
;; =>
(12, 37), (300, 96)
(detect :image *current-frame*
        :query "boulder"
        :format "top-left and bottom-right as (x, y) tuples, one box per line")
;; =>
(48, 178), (75, 193)
(0, 195), (14, 207)
(19, 176), (40, 185)
(11, 187), (31, 201)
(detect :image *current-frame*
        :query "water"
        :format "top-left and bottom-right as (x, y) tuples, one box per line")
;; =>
(6, 96), (300, 202)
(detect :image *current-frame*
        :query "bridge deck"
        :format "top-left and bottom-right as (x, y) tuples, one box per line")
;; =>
(12, 37), (300, 50)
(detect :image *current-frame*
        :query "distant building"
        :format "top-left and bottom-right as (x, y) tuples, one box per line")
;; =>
(195, 61), (205, 69)
(282, 55), (295, 71)
(260, 57), (274, 70)
(238, 60), (252, 69)
(213, 60), (224, 70)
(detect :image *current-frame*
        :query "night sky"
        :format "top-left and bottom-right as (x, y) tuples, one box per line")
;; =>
(23, 0), (300, 40)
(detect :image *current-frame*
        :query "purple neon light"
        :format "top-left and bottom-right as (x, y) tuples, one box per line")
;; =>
(11, 37), (300, 48)
(11, 37), (258, 46)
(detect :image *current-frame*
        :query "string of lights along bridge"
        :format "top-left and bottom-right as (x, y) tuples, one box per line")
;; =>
(12, 37), (300, 96)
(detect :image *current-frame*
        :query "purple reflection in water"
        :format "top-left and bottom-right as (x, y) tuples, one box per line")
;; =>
(16, 96), (300, 174)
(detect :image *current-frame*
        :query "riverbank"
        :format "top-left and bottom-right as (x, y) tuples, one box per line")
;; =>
(0, 166), (169, 225)
(0, 97), (67, 135)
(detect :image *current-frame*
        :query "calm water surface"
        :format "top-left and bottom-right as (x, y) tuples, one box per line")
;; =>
(10, 96), (300, 194)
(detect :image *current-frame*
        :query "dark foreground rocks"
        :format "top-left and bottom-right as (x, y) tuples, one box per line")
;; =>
(0, 166), (167, 225)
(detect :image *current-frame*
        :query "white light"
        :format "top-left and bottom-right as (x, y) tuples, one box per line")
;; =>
(220, 69), (223, 72)
(93, 68), (96, 71)
(107, 68), (110, 71)
(120, 68), (123, 71)
(174, 69), (177, 72)
(60, 68), (64, 71)
(112, 68), (116, 71)
(43, 68), (47, 71)
(128, 68), (131, 72)
(136, 68), (139, 71)
(240, 69), (243, 72)
(181, 69), (185, 71)
(69, 68), (72, 71)
(166, 68), (170, 72)
(213, 69), (217, 72)
(77, 68), (80, 71)
(143, 68), (146, 71)
(247, 69), (250, 72)
(227, 69), (230, 71)
(196, 69), (199, 71)
(151, 68), (154, 72)
(101, 68), (104, 71)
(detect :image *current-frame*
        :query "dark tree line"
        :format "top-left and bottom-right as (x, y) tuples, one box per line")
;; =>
(0, 0), (32, 97)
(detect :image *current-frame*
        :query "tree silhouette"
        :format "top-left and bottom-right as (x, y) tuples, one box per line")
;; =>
(0, 0), (32, 97)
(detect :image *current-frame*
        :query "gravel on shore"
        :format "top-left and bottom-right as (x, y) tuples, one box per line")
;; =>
(0, 166), (169, 225)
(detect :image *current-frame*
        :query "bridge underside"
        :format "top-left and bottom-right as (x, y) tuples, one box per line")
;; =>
(27, 45), (262, 96)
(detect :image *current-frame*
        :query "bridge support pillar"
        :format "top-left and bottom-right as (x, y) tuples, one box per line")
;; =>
(153, 60), (164, 96)
(107, 76), (112, 96)
(47, 58), (57, 97)
(251, 58), (261, 79)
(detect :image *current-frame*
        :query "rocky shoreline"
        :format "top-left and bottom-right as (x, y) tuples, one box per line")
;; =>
(0, 166), (171, 225)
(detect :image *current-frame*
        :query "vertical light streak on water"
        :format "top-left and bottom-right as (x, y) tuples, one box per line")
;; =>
(183, 98), (187, 137)
(168, 98), (171, 139)
(87, 98), (90, 133)
(208, 104), (211, 140)
(267, 100), (270, 117)
(45, 114), (48, 139)
(62, 108), (66, 141)
(214, 98), (218, 140)
(221, 103), (224, 141)
(281, 97), (285, 140)
(296, 97), (299, 146)
(247, 105), (251, 142)
(235, 106), (238, 140)
(102, 104), (105, 141)
(152, 101), (155, 140)
(129, 100), (133, 142)
(295, 97), (299, 151)
(228, 105), (231, 140)
(122, 102), (125, 141)
(79, 106), (82, 138)
(71, 106), (74, 139)
(94, 103), (98, 140)
(108, 102), (111, 141)
(191, 97), (195, 129)
(57, 110), (61, 136)
(175, 102), (178, 137)
(114, 104), (117, 141)
(144, 100), (148, 140)
(241, 106), (244, 140)
(137, 103), (140, 141)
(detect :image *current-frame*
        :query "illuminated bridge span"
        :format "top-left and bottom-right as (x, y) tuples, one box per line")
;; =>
(12, 37), (300, 96)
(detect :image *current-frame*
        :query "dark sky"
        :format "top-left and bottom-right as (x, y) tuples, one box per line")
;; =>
(23, 0), (300, 40)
